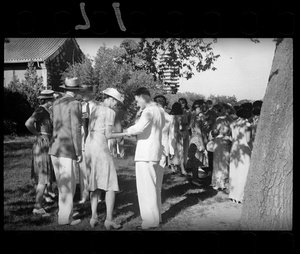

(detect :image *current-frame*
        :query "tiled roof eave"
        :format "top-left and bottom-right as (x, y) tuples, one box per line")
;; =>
(4, 58), (45, 63)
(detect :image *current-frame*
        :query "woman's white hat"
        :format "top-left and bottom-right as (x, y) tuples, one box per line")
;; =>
(102, 88), (124, 103)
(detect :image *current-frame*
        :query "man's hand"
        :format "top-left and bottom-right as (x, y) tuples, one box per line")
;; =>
(76, 155), (83, 163)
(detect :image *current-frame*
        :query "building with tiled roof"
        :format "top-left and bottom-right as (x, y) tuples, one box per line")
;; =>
(4, 38), (84, 90)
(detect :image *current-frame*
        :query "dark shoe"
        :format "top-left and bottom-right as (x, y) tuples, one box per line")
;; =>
(191, 180), (202, 187)
(136, 225), (158, 230)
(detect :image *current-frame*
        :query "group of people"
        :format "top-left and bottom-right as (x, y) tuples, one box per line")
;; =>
(25, 76), (263, 230)
(165, 97), (263, 204)
(26, 78), (170, 229)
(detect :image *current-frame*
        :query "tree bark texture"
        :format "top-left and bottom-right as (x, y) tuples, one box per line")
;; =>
(240, 38), (293, 230)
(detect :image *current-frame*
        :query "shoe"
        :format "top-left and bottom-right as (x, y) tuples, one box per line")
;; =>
(78, 199), (86, 204)
(198, 167), (205, 172)
(135, 225), (158, 230)
(33, 208), (51, 217)
(90, 218), (99, 228)
(70, 219), (81, 226)
(104, 220), (121, 230)
(58, 219), (82, 226)
(44, 196), (54, 203)
(47, 192), (56, 198)
(72, 212), (80, 219)
(191, 180), (202, 187)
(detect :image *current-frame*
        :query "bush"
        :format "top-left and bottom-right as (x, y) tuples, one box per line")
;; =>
(4, 61), (44, 135)
(3, 87), (33, 134)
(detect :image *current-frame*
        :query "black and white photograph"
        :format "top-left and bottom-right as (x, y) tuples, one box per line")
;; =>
(4, 37), (293, 232)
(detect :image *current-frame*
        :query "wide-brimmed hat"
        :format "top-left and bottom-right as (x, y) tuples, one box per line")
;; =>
(102, 88), (124, 104)
(59, 77), (84, 89)
(37, 90), (55, 99)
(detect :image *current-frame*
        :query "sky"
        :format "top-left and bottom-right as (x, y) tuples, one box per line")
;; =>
(76, 38), (276, 101)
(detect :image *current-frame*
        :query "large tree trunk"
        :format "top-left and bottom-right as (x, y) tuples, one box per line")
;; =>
(240, 38), (293, 230)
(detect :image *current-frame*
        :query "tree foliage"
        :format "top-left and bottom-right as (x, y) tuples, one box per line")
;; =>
(4, 61), (45, 134)
(61, 55), (96, 87)
(119, 38), (220, 81)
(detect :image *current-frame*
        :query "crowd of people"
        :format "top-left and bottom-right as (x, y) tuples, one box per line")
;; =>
(25, 77), (263, 229)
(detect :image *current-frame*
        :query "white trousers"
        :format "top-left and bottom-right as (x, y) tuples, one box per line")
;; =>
(157, 155), (167, 223)
(77, 151), (89, 201)
(51, 155), (76, 225)
(135, 161), (160, 228)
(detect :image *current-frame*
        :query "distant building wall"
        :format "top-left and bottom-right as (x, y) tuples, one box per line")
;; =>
(4, 62), (45, 87)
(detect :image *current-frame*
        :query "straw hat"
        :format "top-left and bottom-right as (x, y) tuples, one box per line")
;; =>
(37, 90), (55, 99)
(59, 77), (84, 89)
(102, 88), (124, 103)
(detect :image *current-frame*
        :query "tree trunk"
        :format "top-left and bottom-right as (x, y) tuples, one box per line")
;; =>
(240, 38), (293, 230)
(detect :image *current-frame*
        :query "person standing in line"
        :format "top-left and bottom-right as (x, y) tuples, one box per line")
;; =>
(210, 123), (232, 191)
(153, 94), (174, 225)
(85, 88), (127, 229)
(25, 90), (55, 217)
(78, 85), (99, 204)
(228, 106), (252, 204)
(124, 87), (165, 230)
(178, 98), (191, 168)
(169, 102), (186, 175)
(49, 77), (84, 226)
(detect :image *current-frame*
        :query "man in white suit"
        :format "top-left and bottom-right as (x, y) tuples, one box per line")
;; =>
(125, 87), (165, 230)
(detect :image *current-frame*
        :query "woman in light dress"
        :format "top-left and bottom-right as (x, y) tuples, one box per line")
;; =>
(169, 102), (186, 175)
(210, 103), (234, 191)
(85, 88), (127, 229)
(228, 106), (252, 203)
(25, 90), (55, 217)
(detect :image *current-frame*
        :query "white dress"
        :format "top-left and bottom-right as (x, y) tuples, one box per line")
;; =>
(228, 118), (251, 202)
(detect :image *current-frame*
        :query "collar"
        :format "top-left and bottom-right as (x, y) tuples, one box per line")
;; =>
(65, 91), (75, 97)
(40, 105), (51, 115)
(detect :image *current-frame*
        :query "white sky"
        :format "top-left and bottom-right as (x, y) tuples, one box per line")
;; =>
(76, 38), (276, 101)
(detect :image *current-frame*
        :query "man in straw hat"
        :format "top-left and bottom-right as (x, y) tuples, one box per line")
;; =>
(124, 87), (165, 230)
(49, 77), (84, 226)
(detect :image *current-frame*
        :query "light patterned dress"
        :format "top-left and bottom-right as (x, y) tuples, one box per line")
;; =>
(84, 104), (119, 192)
(229, 118), (251, 202)
(30, 106), (55, 185)
(169, 115), (184, 166)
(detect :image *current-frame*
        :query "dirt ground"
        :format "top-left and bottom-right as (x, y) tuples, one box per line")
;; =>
(119, 169), (243, 231)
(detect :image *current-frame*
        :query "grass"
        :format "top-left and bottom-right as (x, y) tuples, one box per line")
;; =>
(3, 134), (242, 231)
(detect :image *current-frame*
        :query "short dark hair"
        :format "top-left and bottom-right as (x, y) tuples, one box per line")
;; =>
(236, 107), (252, 119)
(178, 98), (189, 110)
(39, 98), (53, 105)
(154, 95), (167, 107)
(192, 99), (205, 110)
(170, 102), (183, 115)
(206, 99), (213, 105)
(135, 87), (151, 97)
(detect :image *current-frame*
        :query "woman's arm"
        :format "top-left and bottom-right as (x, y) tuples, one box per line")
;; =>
(105, 125), (127, 139)
(25, 117), (40, 136)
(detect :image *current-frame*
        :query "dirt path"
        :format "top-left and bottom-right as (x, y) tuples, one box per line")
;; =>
(162, 190), (243, 231)
(119, 170), (243, 231)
